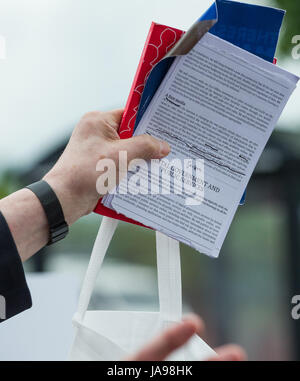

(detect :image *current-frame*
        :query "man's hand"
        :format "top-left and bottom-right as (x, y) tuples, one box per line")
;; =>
(44, 109), (170, 225)
(126, 315), (247, 361)
(0, 109), (170, 261)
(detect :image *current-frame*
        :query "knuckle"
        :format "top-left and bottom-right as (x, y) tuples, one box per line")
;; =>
(143, 135), (158, 154)
(83, 111), (101, 120)
(84, 119), (97, 130)
(78, 113), (101, 135)
(81, 112), (102, 128)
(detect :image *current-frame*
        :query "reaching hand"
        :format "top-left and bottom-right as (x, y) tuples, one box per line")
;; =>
(126, 315), (246, 361)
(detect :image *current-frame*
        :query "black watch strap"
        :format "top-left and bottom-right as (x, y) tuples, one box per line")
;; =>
(26, 180), (69, 246)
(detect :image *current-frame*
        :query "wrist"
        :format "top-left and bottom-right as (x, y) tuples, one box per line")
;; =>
(43, 171), (95, 225)
(0, 189), (49, 261)
(26, 181), (69, 246)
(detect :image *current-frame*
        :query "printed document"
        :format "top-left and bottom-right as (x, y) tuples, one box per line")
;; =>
(103, 33), (299, 258)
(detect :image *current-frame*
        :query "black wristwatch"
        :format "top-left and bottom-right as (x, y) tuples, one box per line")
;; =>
(26, 180), (69, 246)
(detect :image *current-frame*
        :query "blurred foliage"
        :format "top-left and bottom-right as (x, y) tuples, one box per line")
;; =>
(0, 171), (21, 199)
(273, 0), (300, 57)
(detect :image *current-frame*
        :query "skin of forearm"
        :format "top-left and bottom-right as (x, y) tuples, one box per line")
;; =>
(0, 177), (87, 262)
(0, 189), (50, 262)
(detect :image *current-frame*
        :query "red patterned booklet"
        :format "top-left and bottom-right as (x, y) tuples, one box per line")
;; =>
(94, 23), (184, 226)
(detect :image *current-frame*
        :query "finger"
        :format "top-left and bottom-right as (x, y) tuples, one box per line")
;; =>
(102, 109), (124, 131)
(183, 314), (205, 337)
(117, 134), (171, 163)
(126, 316), (202, 361)
(207, 344), (247, 362)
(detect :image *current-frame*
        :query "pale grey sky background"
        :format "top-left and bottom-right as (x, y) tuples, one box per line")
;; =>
(0, 0), (299, 170)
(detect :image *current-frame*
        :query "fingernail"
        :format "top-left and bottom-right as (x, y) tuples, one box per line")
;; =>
(160, 141), (171, 157)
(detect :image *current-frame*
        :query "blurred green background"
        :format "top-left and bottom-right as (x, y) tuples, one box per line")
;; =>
(0, 0), (300, 361)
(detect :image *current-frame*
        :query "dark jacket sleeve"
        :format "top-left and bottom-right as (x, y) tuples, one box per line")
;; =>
(0, 211), (32, 322)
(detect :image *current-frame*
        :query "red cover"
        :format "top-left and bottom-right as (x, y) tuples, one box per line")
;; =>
(94, 23), (184, 226)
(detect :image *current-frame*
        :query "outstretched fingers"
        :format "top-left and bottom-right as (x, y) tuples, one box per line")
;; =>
(126, 315), (202, 361)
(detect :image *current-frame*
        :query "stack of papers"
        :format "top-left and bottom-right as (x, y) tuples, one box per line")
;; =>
(103, 32), (299, 258)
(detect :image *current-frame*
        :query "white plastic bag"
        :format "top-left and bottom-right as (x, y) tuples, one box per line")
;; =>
(69, 217), (215, 361)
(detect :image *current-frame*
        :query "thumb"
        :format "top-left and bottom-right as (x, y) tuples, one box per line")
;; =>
(116, 134), (171, 163)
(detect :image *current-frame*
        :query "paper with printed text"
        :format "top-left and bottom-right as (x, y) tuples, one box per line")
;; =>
(104, 33), (299, 258)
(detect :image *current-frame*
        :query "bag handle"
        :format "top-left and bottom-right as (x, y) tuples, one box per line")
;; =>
(74, 217), (182, 323)
(156, 232), (182, 323)
(74, 217), (119, 322)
